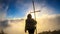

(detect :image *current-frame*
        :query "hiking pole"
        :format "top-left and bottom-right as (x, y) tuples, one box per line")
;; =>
(32, 0), (37, 34)
(31, 0), (41, 34)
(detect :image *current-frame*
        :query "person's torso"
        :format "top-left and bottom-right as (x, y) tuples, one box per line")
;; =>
(26, 19), (36, 29)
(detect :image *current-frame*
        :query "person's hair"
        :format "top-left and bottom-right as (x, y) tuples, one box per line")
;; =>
(27, 14), (32, 19)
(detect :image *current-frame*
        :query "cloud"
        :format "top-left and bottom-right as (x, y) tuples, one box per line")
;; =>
(55, 14), (60, 25)
(0, 20), (9, 28)
(0, 10), (6, 21)
(0, 1), (9, 21)
(36, 14), (60, 32)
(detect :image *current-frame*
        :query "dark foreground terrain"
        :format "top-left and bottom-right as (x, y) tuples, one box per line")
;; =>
(0, 30), (60, 34)
(38, 30), (60, 34)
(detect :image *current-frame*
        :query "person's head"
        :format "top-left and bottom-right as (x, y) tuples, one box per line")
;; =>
(27, 14), (32, 19)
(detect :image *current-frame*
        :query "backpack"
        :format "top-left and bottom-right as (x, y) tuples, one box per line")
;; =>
(26, 19), (37, 30)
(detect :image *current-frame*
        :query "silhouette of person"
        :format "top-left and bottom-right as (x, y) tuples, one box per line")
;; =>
(25, 14), (37, 34)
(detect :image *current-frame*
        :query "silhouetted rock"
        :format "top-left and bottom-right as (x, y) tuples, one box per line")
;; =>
(38, 30), (60, 34)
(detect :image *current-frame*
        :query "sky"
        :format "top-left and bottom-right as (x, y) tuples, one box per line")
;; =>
(0, 0), (60, 33)
(0, 0), (60, 19)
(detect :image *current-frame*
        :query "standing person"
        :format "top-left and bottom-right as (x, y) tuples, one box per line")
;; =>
(25, 14), (37, 34)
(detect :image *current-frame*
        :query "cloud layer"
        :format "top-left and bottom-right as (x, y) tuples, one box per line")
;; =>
(37, 14), (60, 32)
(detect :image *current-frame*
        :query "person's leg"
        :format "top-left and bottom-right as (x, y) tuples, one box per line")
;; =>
(31, 29), (35, 34)
(28, 29), (35, 34)
(28, 29), (31, 34)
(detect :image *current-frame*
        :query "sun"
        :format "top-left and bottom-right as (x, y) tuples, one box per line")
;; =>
(31, 12), (40, 19)
(31, 13), (35, 18)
